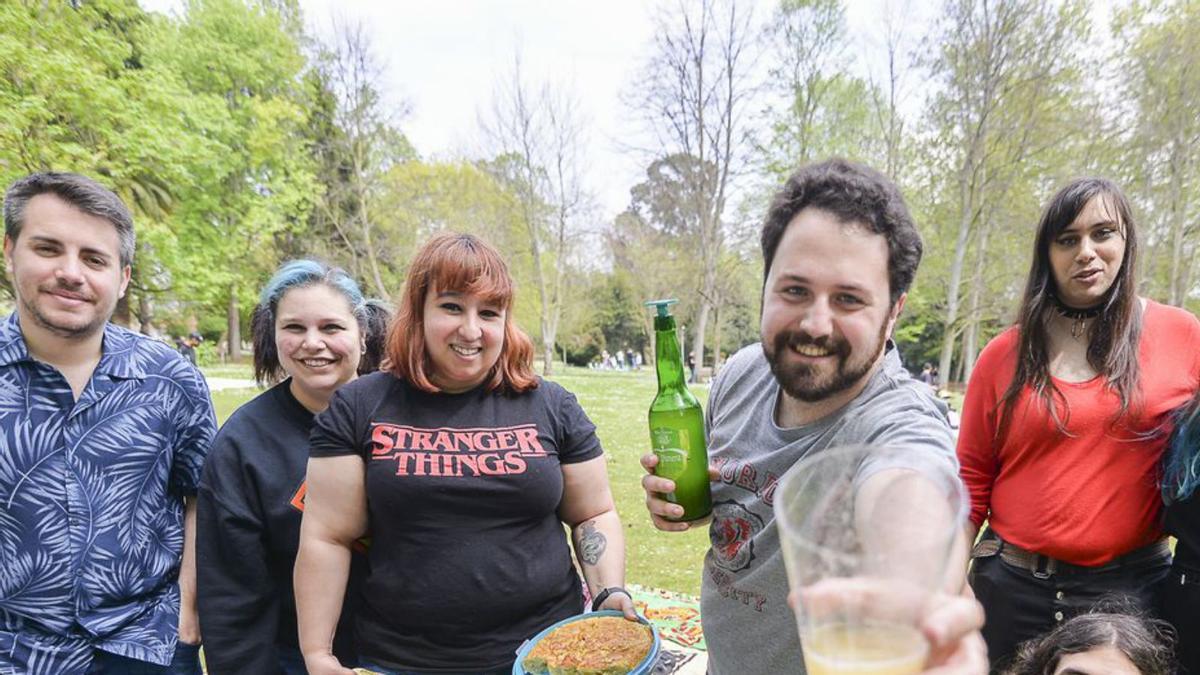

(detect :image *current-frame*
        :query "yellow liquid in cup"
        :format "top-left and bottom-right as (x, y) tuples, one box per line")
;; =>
(802, 622), (928, 675)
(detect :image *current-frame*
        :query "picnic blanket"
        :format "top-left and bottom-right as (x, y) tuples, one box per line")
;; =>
(628, 584), (705, 651)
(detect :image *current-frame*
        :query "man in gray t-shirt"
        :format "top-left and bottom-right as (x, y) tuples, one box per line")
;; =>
(641, 159), (985, 674)
(700, 342), (955, 673)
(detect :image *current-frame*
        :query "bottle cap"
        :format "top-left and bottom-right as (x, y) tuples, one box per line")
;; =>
(644, 299), (678, 318)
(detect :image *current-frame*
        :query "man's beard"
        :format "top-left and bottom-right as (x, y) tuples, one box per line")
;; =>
(763, 320), (890, 403)
(21, 284), (108, 339)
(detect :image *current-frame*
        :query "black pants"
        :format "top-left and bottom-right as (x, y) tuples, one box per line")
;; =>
(968, 538), (1171, 673)
(1162, 563), (1200, 675)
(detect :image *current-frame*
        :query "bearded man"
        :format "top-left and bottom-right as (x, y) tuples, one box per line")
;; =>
(641, 159), (985, 674)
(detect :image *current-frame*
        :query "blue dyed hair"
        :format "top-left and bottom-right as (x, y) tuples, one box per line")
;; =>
(1163, 395), (1200, 504)
(251, 259), (390, 386)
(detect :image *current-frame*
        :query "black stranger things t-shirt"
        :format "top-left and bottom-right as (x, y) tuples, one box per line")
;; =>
(309, 371), (603, 671)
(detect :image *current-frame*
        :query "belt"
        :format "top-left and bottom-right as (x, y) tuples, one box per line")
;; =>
(973, 536), (1171, 579)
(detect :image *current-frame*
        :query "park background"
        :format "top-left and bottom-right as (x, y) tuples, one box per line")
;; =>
(2, 0), (1199, 596)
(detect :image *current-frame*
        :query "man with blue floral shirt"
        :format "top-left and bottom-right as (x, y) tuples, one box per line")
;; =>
(0, 173), (216, 674)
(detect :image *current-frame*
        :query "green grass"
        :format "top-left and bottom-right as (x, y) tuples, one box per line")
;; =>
(945, 391), (964, 412)
(201, 363), (255, 380)
(549, 368), (711, 596)
(204, 366), (711, 596)
(211, 387), (260, 424)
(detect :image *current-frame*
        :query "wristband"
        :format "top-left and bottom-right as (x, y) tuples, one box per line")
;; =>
(591, 586), (631, 612)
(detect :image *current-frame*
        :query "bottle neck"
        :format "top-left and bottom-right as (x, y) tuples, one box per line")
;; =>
(655, 324), (689, 391)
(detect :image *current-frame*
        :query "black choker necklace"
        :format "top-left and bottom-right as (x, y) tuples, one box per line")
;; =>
(1051, 296), (1103, 338)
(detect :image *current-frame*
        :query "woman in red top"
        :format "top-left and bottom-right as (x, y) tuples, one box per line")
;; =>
(957, 178), (1200, 670)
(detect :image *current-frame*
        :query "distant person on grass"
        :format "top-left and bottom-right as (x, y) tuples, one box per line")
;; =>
(295, 233), (634, 675)
(196, 260), (389, 674)
(639, 159), (985, 674)
(177, 333), (198, 366)
(0, 172), (216, 674)
(921, 362), (935, 387)
(957, 178), (1198, 670)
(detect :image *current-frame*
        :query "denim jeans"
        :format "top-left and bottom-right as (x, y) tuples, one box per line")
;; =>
(87, 641), (202, 675)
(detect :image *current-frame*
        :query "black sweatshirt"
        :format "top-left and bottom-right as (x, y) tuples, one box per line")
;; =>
(197, 381), (363, 674)
(1167, 493), (1200, 570)
(309, 372), (603, 672)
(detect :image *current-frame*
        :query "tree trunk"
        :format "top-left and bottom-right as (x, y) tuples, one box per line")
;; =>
(137, 291), (155, 335)
(543, 215), (570, 377)
(690, 301), (712, 382)
(355, 174), (388, 300)
(541, 334), (554, 375)
(1167, 142), (1187, 306)
(227, 287), (241, 362)
(641, 313), (655, 366)
(962, 220), (991, 383)
(712, 299), (724, 373)
(962, 319), (979, 384)
(938, 180), (975, 386)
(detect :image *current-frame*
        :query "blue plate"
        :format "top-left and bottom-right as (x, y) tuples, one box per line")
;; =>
(513, 610), (661, 675)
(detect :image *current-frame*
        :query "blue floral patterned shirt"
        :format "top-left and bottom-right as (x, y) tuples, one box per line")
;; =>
(0, 314), (217, 674)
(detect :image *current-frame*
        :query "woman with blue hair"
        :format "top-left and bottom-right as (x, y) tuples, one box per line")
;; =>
(1162, 399), (1200, 675)
(196, 260), (389, 674)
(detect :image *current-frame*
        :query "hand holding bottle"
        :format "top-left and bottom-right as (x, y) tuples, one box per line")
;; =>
(639, 453), (718, 532)
(644, 299), (714, 523)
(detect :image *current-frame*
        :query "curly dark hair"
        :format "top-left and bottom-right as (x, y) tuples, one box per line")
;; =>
(761, 158), (922, 305)
(1005, 609), (1175, 675)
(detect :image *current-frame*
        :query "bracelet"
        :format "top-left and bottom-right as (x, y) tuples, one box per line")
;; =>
(591, 586), (631, 612)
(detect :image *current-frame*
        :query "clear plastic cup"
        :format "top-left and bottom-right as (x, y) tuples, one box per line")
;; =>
(774, 444), (966, 675)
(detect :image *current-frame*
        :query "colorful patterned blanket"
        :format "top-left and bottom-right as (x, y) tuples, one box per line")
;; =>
(628, 584), (705, 651)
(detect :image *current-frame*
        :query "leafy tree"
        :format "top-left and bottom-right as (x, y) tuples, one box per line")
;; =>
(305, 20), (413, 298)
(758, 0), (883, 174)
(628, 0), (755, 377)
(1113, 0), (1200, 307)
(480, 56), (591, 375)
(922, 0), (1092, 383)
(0, 1), (232, 332)
(148, 0), (316, 359)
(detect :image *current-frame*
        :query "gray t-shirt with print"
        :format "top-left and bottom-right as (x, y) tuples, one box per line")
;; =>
(701, 342), (957, 674)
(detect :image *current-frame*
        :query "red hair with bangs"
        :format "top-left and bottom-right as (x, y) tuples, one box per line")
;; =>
(385, 232), (538, 393)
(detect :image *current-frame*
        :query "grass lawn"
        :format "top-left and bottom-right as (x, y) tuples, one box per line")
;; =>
(201, 363), (255, 380)
(210, 387), (260, 423)
(550, 368), (711, 596)
(201, 365), (711, 596)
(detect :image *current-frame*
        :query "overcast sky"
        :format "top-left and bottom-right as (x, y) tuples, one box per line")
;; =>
(301, 0), (669, 216)
(138, 0), (935, 219)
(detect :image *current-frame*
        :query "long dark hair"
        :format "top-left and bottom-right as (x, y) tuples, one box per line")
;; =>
(1000, 178), (1142, 434)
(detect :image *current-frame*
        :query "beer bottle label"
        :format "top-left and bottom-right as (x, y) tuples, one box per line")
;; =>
(652, 427), (689, 480)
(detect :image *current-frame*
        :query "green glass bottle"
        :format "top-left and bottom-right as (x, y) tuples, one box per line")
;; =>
(645, 299), (712, 521)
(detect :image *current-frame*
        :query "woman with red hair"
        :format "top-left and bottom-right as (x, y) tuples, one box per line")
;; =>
(294, 233), (634, 675)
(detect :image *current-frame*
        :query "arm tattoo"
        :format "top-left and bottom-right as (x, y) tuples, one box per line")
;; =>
(577, 520), (607, 566)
